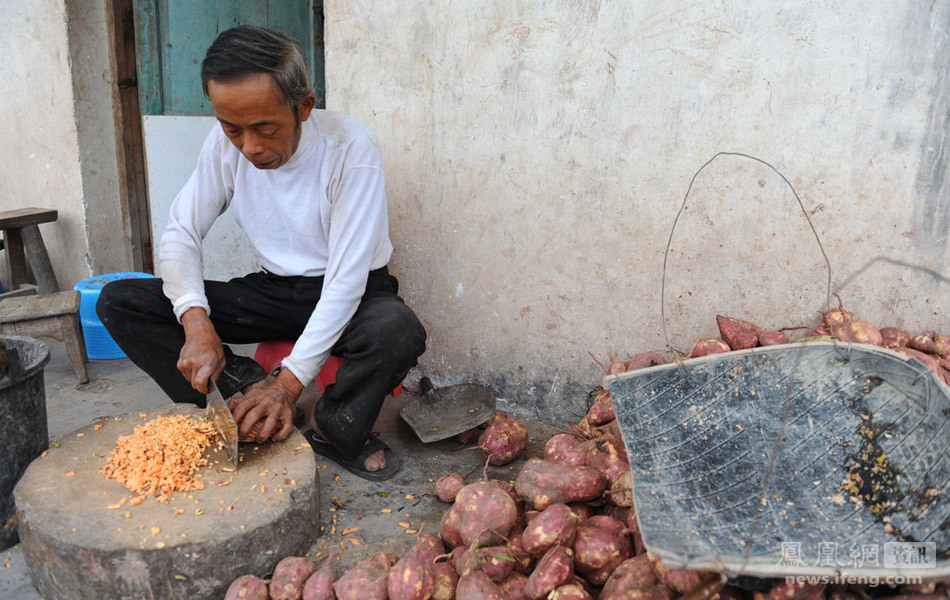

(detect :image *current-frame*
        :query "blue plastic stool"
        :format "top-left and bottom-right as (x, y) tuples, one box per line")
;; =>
(74, 272), (155, 359)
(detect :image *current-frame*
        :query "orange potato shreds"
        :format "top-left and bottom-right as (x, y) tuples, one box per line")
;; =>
(100, 414), (216, 504)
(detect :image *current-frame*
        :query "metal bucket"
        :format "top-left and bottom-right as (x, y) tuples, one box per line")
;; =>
(0, 335), (50, 550)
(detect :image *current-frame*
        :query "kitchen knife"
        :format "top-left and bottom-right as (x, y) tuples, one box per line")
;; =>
(205, 379), (239, 470)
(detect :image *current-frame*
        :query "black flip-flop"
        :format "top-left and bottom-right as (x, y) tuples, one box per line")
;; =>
(303, 429), (401, 482)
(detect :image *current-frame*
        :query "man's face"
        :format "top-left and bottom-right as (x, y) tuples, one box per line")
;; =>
(207, 73), (315, 170)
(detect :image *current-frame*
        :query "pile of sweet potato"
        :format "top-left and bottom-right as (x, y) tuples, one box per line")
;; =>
(223, 297), (949, 599)
(681, 295), (950, 389)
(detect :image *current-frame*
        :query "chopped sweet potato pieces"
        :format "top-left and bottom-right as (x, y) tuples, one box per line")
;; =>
(100, 414), (216, 504)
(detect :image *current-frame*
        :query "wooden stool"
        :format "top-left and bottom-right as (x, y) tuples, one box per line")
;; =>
(0, 290), (88, 383)
(0, 207), (59, 294)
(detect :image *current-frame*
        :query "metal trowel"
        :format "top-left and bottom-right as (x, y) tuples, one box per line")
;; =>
(400, 376), (496, 443)
(205, 380), (239, 470)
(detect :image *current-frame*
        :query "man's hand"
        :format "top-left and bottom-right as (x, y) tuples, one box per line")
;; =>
(177, 307), (225, 393)
(230, 369), (304, 443)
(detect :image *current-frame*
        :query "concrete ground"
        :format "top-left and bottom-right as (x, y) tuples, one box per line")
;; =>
(0, 338), (564, 599)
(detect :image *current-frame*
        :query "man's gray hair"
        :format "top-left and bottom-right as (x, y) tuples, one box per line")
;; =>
(201, 25), (311, 119)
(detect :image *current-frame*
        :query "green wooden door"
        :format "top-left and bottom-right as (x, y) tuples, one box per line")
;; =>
(133, 0), (325, 115)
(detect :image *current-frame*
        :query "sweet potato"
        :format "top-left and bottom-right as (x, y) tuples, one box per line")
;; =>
(605, 585), (674, 599)
(549, 582), (593, 600)
(333, 552), (398, 600)
(822, 294), (852, 329)
(567, 503), (593, 523)
(543, 433), (590, 466)
(895, 347), (944, 377)
(440, 508), (465, 548)
(646, 553), (707, 594)
(716, 315), (762, 350)
(881, 326), (912, 348)
(600, 555), (657, 600)
(481, 411), (509, 429)
(498, 572), (528, 600)
(607, 354), (627, 375)
(689, 338), (731, 358)
(758, 330), (789, 346)
(831, 320), (883, 346)
(573, 515), (632, 586)
(521, 503), (578, 557)
(479, 417), (528, 466)
(506, 524), (534, 574)
(586, 388), (616, 426)
(514, 458), (607, 511)
(455, 569), (504, 600)
(934, 334), (950, 358)
(461, 546), (516, 582)
(625, 352), (667, 371)
(607, 470), (633, 508)
(586, 437), (630, 487)
(430, 561), (458, 600)
(410, 532), (446, 563)
(909, 333), (938, 354)
(270, 556), (316, 600)
(523, 545), (574, 600)
(388, 552), (434, 600)
(301, 554), (335, 600)
(436, 473), (466, 503)
(225, 575), (269, 600)
(445, 480), (519, 546)
(623, 506), (647, 555)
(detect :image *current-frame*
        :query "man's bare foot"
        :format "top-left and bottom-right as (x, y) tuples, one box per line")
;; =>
(296, 388), (386, 472)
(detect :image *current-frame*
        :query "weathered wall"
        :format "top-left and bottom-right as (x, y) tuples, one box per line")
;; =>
(0, 0), (129, 292)
(0, 1), (89, 290)
(325, 2), (950, 419)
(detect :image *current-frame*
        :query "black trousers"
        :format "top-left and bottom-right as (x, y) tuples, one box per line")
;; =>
(96, 268), (427, 460)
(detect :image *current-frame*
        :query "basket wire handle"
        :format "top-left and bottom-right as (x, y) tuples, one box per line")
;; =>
(660, 152), (833, 357)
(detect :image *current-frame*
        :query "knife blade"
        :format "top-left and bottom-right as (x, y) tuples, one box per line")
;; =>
(205, 379), (238, 470)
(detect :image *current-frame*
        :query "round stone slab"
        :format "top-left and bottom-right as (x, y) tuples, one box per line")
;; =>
(14, 404), (320, 600)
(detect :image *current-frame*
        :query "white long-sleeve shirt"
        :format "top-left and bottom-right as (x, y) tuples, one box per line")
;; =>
(158, 110), (393, 385)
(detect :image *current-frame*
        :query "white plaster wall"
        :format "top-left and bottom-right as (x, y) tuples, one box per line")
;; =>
(325, 2), (950, 418)
(0, 1), (90, 290)
(143, 116), (258, 281)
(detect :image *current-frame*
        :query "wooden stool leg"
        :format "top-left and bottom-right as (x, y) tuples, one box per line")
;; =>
(59, 314), (89, 384)
(3, 228), (29, 289)
(21, 224), (58, 293)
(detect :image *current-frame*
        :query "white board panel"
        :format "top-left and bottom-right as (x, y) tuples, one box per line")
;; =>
(143, 115), (258, 281)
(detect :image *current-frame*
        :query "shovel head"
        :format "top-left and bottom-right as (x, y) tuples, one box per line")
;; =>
(400, 380), (496, 443)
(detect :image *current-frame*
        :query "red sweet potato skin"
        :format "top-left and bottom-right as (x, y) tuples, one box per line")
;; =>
(909, 333), (938, 354)
(430, 562), (458, 600)
(585, 437), (630, 487)
(600, 555), (657, 600)
(456, 569), (504, 600)
(333, 553), (397, 600)
(625, 352), (667, 371)
(453, 546), (515, 582)
(436, 473), (466, 502)
(514, 458), (607, 511)
(521, 503), (578, 557)
(716, 315), (761, 350)
(881, 327), (912, 348)
(689, 338), (732, 358)
(387, 552), (434, 600)
(543, 434), (589, 467)
(270, 556), (316, 600)
(549, 582), (594, 599)
(524, 545), (574, 600)
(934, 335), (950, 357)
(758, 330), (789, 346)
(573, 515), (632, 586)
(478, 418), (529, 466)
(410, 532), (447, 563)
(445, 480), (519, 546)
(301, 555), (335, 600)
(225, 575), (269, 600)
(498, 572), (528, 600)
(586, 388), (616, 426)
(831, 320), (883, 346)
